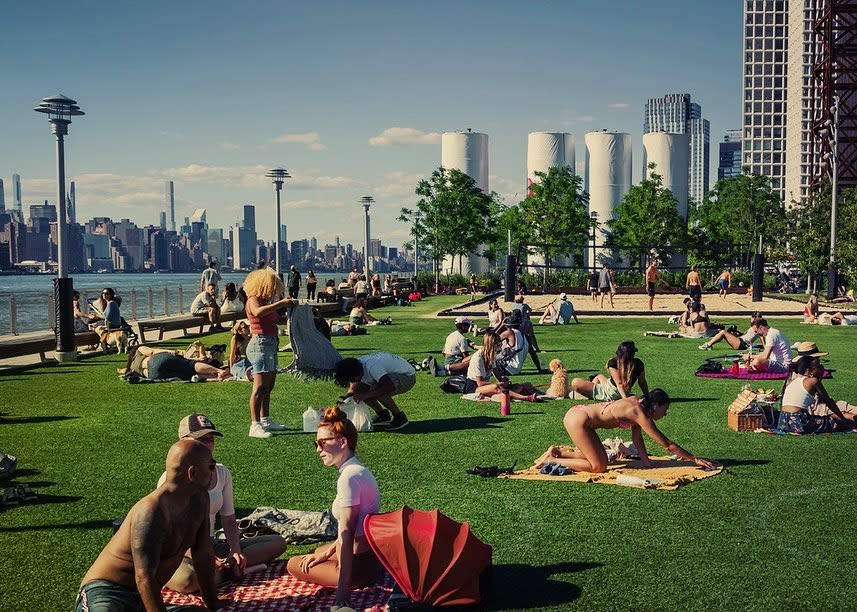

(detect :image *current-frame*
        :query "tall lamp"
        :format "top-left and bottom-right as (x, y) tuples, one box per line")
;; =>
(265, 167), (290, 277)
(360, 196), (374, 277)
(34, 94), (84, 362)
(413, 211), (421, 279)
(590, 211), (599, 270)
(825, 96), (840, 300)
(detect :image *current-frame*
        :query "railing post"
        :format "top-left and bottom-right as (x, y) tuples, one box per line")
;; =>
(10, 295), (17, 336)
(178, 286), (184, 313)
(147, 288), (153, 318)
(131, 289), (137, 320)
(163, 287), (170, 316)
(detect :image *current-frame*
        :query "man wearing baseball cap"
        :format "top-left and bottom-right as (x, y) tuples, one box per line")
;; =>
(158, 414), (286, 594)
(538, 293), (580, 325)
(428, 316), (477, 377)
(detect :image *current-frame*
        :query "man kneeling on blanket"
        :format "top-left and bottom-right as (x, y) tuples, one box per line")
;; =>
(534, 390), (716, 473)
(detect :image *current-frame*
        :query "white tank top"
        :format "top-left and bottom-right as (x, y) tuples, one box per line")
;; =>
(781, 375), (815, 411)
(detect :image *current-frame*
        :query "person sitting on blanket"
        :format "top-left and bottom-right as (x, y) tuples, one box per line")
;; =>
(778, 355), (857, 434)
(159, 415), (286, 593)
(287, 406), (383, 606)
(802, 293), (820, 324)
(570, 340), (649, 401)
(76, 439), (228, 611)
(428, 316), (477, 377)
(349, 298), (376, 325)
(680, 300), (713, 338)
(120, 345), (231, 381)
(334, 353), (413, 430)
(699, 311), (761, 351)
(671, 297), (693, 329)
(229, 320), (253, 380)
(745, 317), (791, 372)
(499, 309), (540, 373)
(467, 330), (540, 402)
(533, 389), (716, 473)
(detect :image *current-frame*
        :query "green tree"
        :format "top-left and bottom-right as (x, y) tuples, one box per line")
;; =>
(517, 167), (590, 281)
(833, 186), (857, 290)
(606, 164), (686, 269)
(399, 167), (499, 284)
(690, 171), (786, 269)
(784, 182), (831, 290)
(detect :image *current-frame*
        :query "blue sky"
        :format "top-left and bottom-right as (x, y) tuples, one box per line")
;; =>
(1, 0), (742, 248)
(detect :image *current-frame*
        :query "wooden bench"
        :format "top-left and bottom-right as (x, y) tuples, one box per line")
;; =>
(136, 311), (245, 343)
(0, 330), (101, 363)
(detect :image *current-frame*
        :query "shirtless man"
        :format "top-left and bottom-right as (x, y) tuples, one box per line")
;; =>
(645, 259), (668, 311)
(75, 439), (228, 611)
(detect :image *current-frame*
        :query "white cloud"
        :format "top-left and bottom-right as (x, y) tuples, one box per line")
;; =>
(607, 103), (629, 109)
(368, 127), (441, 147)
(221, 141), (240, 150)
(271, 131), (326, 150)
(560, 108), (596, 126)
(489, 175), (521, 205)
(373, 171), (423, 199)
(159, 163), (361, 191)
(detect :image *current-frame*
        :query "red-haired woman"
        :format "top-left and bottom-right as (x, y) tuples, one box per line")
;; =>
(287, 406), (382, 606)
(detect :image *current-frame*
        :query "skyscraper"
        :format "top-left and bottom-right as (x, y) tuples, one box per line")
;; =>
(243, 204), (256, 234)
(0, 178), (5, 212)
(13, 174), (22, 212)
(165, 180), (176, 231)
(718, 130), (743, 180)
(68, 181), (76, 224)
(643, 93), (710, 204)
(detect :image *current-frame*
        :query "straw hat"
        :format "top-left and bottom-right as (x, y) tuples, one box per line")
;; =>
(793, 341), (828, 357)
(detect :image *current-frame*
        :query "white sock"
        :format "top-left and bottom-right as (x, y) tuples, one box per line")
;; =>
(252, 420), (262, 427)
(260, 417), (270, 425)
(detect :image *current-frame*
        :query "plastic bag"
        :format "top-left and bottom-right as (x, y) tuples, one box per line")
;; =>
(337, 397), (374, 432)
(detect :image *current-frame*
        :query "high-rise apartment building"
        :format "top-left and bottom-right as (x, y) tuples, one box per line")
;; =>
(718, 130), (743, 180)
(13, 174), (22, 212)
(165, 180), (176, 232)
(243, 205), (256, 234)
(0, 178), (5, 212)
(643, 93), (710, 203)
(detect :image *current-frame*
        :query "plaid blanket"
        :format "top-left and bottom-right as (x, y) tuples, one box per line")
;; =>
(162, 561), (394, 611)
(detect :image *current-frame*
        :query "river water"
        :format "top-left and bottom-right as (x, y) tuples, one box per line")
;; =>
(0, 271), (349, 335)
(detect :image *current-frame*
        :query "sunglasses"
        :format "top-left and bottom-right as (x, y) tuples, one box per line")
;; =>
(314, 436), (342, 449)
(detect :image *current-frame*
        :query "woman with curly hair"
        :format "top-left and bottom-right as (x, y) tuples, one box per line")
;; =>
(467, 330), (539, 401)
(287, 405), (382, 606)
(570, 340), (648, 401)
(243, 267), (294, 438)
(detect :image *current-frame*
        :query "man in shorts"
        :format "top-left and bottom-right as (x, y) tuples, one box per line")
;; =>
(75, 439), (228, 611)
(334, 353), (415, 430)
(191, 283), (223, 331)
(645, 259), (667, 311)
(428, 316), (476, 377)
(598, 263), (614, 308)
(746, 317), (791, 372)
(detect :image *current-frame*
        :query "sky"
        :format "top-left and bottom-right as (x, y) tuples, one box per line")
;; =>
(0, 0), (743, 250)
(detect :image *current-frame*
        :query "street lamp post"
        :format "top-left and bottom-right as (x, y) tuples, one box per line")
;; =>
(360, 196), (374, 277)
(590, 211), (599, 271)
(826, 96), (840, 300)
(413, 211), (421, 279)
(265, 167), (291, 278)
(34, 94), (84, 362)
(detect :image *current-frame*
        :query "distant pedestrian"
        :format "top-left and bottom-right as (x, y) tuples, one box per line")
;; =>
(288, 265), (301, 299)
(645, 259), (668, 312)
(306, 270), (318, 301)
(716, 268), (732, 299)
(588, 269), (599, 303)
(469, 273), (478, 295)
(598, 263), (615, 308)
(200, 261), (222, 292)
(685, 265), (702, 303)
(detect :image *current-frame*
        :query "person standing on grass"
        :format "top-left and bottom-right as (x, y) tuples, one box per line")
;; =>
(287, 406), (383, 607)
(645, 258), (668, 311)
(334, 353), (414, 430)
(76, 439), (228, 611)
(534, 389), (716, 473)
(244, 267), (295, 438)
(200, 261), (222, 292)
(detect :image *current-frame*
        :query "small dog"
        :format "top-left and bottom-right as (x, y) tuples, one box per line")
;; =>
(545, 358), (569, 398)
(99, 328), (129, 354)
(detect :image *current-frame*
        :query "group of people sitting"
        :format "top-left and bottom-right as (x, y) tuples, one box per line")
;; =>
(802, 292), (857, 325)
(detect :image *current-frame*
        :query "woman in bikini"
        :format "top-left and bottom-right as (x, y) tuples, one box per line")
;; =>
(534, 389), (715, 473)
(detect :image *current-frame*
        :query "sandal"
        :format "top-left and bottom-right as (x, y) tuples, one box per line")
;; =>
(16, 484), (37, 503)
(0, 453), (17, 480)
(2, 486), (20, 507)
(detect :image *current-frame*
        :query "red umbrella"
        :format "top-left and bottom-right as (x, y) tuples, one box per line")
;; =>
(363, 506), (492, 607)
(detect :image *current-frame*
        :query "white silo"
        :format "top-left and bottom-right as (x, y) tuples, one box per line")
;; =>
(642, 132), (689, 221)
(585, 131), (632, 267)
(440, 131), (489, 275)
(526, 132), (576, 270)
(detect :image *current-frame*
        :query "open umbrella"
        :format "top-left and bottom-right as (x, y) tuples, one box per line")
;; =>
(363, 506), (492, 607)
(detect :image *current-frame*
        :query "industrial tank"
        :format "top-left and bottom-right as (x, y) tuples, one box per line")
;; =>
(527, 132), (575, 186)
(585, 131), (632, 267)
(642, 131), (690, 221)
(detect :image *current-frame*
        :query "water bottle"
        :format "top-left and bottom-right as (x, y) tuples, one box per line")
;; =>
(302, 407), (320, 432)
(730, 359), (740, 376)
(499, 380), (511, 417)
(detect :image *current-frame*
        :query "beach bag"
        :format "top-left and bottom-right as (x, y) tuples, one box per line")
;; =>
(236, 507), (338, 545)
(337, 397), (374, 432)
(696, 360), (723, 374)
(440, 375), (477, 394)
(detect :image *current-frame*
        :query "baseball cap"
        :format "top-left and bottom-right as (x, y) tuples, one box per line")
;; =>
(559, 292), (568, 300)
(454, 316), (471, 326)
(178, 413), (223, 439)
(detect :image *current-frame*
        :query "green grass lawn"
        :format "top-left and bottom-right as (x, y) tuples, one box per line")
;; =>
(2, 296), (857, 610)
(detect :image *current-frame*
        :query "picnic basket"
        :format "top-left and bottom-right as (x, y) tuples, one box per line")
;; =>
(727, 389), (764, 432)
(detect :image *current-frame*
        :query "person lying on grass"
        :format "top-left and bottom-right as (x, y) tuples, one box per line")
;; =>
(777, 355), (857, 434)
(534, 389), (716, 473)
(570, 341), (648, 401)
(287, 405), (383, 608)
(699, 311), (761, 351)
(119, 345), (231, 381)
(467, 329), (540, 402)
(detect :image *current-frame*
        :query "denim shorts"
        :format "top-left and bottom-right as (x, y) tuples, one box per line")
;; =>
(75, 579), (200, 611)
(246, 334), (278, 374)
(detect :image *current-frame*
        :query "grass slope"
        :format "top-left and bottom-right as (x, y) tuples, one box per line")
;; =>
(2, 296), (857, 610)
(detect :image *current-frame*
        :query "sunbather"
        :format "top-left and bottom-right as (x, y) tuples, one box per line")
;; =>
(778, 355), (857, 433)
(570, 341), (649, 401)
(534, 389), (715, 473)
(699, 312), (761, 351)
(817, 311), (857, 325)
(120, 345), (230, 381)
(287, 406), (383, 606)
(159, 414), (286, 593)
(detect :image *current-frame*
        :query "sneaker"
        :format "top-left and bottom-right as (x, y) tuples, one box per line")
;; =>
(249, 423), (272, 439)
(428, 357), (440, 377)
(190, 374), (201, 383)
(261, 419), (287, 432)
(371, 409), (392, 425)
(388, 411), (409, 430)
(698, 343), (712, 351)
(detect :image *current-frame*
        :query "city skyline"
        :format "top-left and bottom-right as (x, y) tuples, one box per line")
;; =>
(1, 1), (743, 247)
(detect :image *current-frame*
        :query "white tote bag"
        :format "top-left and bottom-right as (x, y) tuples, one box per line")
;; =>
(337, 397), (374, 432)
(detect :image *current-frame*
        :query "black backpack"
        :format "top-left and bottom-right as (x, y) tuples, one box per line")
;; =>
(440, 375), (477, 394)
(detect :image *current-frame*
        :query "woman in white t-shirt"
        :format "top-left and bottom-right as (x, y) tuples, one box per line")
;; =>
(159, 414), (286, 593)
(467, 330), (539, 401)
(287, 406), (382, 606)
